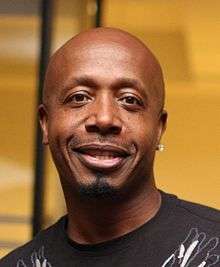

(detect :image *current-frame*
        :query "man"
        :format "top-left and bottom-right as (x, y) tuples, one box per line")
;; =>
(1, 27), (220, 267)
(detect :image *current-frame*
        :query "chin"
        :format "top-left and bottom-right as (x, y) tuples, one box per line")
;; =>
(75, 170), (132, 200)
(77, 179), (120, 200)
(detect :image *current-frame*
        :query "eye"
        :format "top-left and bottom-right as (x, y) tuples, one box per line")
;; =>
(119, 95), (143, 107)
(65, 91), (92, 106)
(72, 94), (89, 102)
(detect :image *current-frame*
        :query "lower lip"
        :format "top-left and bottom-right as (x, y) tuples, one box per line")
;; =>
(76, 153), (126, 171)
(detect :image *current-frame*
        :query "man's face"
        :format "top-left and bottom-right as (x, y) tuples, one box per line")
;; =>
(40, 41), (166, 199)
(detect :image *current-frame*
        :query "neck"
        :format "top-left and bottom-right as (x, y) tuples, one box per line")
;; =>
(64, 180), (161, 245)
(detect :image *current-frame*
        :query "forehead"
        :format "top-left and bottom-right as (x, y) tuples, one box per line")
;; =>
(73, 42), (132, 60)
(70, 43), (145, 79)
(49, 41), (154, 93)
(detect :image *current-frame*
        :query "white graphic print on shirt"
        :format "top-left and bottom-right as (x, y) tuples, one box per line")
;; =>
(16, 246), (52, 267)
(162, 228), (220, 267)
(15, 228), (219, 267)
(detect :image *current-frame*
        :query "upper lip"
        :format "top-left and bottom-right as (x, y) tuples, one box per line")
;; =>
(72, 143), (131, 157)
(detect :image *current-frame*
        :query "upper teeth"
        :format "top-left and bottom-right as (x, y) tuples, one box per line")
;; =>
(93, 155), (117, 159)
(86, 150), (119, 157)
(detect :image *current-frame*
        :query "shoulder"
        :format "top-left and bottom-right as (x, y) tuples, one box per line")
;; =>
(0, 216), (66, 266)
(162, 191), (220, 228)
(0, 239), (36, 266)
(178, 197), (220, 224)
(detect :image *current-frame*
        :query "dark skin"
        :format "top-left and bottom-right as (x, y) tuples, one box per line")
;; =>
(39, 27), (167, 244)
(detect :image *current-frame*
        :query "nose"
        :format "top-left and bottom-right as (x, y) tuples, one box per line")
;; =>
(85, 95), (122, 135)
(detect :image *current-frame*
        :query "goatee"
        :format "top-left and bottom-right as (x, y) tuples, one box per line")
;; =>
(78, 172), (119, 200)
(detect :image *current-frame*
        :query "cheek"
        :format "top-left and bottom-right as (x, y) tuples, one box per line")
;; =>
(47, 113), (73, 145)
(47, 109), (88, 156)
(46, 114), (75, 172)
(129, 119), (158, 151)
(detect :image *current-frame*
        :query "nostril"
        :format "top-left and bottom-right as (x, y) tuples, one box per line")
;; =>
(111, 126), (121, 135)
(85, 113), (122, 135)
(85, 123), (121, 135)
(85, 124), (99, 133)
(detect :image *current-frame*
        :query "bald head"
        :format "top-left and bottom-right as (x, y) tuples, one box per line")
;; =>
(43, 27), (165, 111)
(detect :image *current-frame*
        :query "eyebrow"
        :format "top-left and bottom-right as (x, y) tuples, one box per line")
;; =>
(59, 76), (97, 100)
(111, 77), (146, 93)
(71, 76), (98, 88)
(62, 75), (148, 99)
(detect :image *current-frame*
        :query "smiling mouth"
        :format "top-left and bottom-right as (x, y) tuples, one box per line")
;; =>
(72, 144), (130, 172)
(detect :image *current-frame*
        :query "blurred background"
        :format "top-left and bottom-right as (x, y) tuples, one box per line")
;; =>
(0, 0), (219, 258)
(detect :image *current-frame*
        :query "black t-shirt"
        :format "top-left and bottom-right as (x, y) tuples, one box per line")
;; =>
(1, 192), (220, 267)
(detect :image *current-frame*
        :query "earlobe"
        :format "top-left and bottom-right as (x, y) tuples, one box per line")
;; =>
(38, 104), (49, 145)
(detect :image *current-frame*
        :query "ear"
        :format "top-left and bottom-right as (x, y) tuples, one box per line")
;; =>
(157, 109), (168, 144)
(38, 104), (49, 145)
